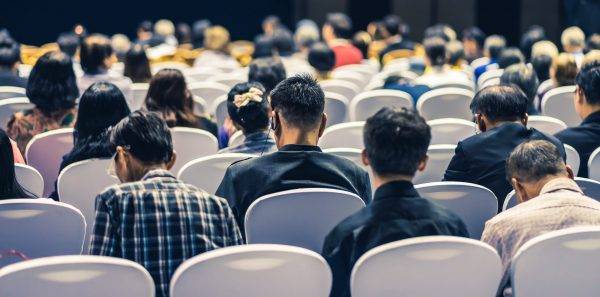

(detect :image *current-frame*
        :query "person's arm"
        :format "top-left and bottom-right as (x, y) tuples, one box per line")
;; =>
(323, 235), (355, 297)
(10, 140), (24, 164)
(88, 192), (118, 256)
(443, 143), (470, 182)
(360, 170), (373, 204)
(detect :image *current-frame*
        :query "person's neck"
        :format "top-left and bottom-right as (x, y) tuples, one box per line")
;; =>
(523, 174), (570, 202)
(579, 104), (600, 120)
(373, 174), (413, 189)
(129, 164), (168, 182)
(486, 120), (522, 130)
(276, 128), (319, 148)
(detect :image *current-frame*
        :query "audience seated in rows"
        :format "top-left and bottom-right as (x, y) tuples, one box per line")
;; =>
(415, 37), (471, 87)
(561, 26), (586, 67)
(474, 35), (506, 79)
(537, 52), (578, 99)
(89, 111), (242, 297)
(123, 44), (152, 83)
(462, 26), (486, 63)
(0, 35), (26, 89)
(323, 13), (363, 68)
(377, 15), (416, 64)
(308, 42), (336, 81)
(500, 64), (540, 114)
(530, 40), (559, 82)
(482, 140), (600, 297)
(323, 108), (469, 297)
(193, 26), (239, 69)
(0, 129), (34, 199)
(497, 47), (525, 70)
(443, 85), (566, 210)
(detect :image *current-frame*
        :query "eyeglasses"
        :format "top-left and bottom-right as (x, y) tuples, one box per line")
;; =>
(106, 145), (130, 178)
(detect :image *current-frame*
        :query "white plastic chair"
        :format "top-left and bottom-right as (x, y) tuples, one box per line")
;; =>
(527, 115), (568, 135)
(416, 182), (498, 239)
(503, 177), (600, 211)
(589, 147), (600, 181)
(470, 57), (491, 69)
(170, 244), (331, 297)
(477, 69), (503, 89)
(349, 90), (413, 121)
(351, 236), (502, 297)
(25, 128), (74, 197)
(0, 199), (85, 267)
(479, 77), (501, 89)
(564, 144), (581, 176)
(188, 82), (230, 111)
(244, 188), (365, 252)
(429, 80), (475, 91)
(320, 80), (361, 103)
(428, 118), (476, 145)
(151, 61), (190, 74)
(14, 164), (44, 197)
(192, 95), (208, 115)
(0, 97), (34, 129)
(541, 85), (580, 127)
(319, 122), (365, 150)
(322, 148), (363, 168)
(331, 70), (368, 89)
(57, 159), (119, 252)
(177, 153), (255, 195)
(324, 92), (349, 127)
(511, 227), (600, 297)
(171, 127), (219, 175)
(417, 88), (475, 121)
(228, 130), (245, 147)
(0, 86), (26, 100)
(182, 67), (220, 82)
(129, 83), (149, 111)
(212, 95), (229, 127)
(208, 73), (246, 88)
(0, 255), (155, 297)
(413, 144), (457, 185)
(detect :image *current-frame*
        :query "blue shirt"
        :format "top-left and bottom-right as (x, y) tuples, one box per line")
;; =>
(219, 131), (277, 155)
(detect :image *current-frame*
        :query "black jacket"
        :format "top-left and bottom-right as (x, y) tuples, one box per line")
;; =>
(555, 111), (600, 178)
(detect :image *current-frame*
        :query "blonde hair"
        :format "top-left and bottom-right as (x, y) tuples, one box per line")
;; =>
(111, 34), (131, 54)
(204, 26), (230, 52)
(154, 19), (175, 37)
(583, 50), (600, 68)
(552, 53), (578, 86)
(531, 40), (559, 58)
(561, 26), (585, 48)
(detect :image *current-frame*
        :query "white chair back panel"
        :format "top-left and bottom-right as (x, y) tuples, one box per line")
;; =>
(171, 128), (219, 175)
(324, 92), (349, 127)
(477, 69), (503, 89)
(417, 88), (475, 121)
(319, 122), (365, 150)
(213, 95), (229, 127)
(0, 87), (26, 100)
(14, 164), (44, 197)
(564, 144), (580, 176)
(413, 145), (456, 185)
(527, 115), (568, 135)
(428, 118), (476, 145)
(188, 82), (230, 110)
(320, 80), (360, 103)
(350, 90), (413, 121)
(228, 130), (245, 147)
(129, 83), (149, 111)
(587, 147), (600, 181)
(503, 177), (600, 211)
(178, 153), (255, 195)
(541, 86), (580, 127)
(0, 97), (34, 129)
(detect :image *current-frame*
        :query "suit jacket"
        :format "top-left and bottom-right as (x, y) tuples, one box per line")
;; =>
(215, 144), (372, 232)
(322, 181), (469, 297)
(443, 122), (566, 210)
(378, 39), (416, 62)
(0, 70), (27, 93)
(555, 111), (600, 178)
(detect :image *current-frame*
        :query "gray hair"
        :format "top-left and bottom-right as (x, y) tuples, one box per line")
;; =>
(506, 140), (566, 182)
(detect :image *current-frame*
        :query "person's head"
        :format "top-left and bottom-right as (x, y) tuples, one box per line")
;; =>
(192, 19), (211, 49)
(76, 82), (130, 139)
(144, 68), (197, 128)
(154, 19), (175, 38)
(26, 51), (78, 115)
(498, 47), (525, 69)
(137, 20), (153, 41)
(470, 85), (529, 131)
(507, 140), (573, 203)
(381, 15), (401, 38)
(362, 108), (431, 184)
(227, 82), (270, 134)
(271, 29), (295, 57)
(80, 34), (116, 73)
(531, 40), (559, 59)
(323, 13), (353, 42)
(262, 15), (281, 36)
(57, 32), (80, 59)
(0, 129), (33, 199)
(0, 35), (20, 70)
(423, 37), (447, 67)
(520, 26), (546, 61)
(561, 26), (585, 53)
(204, 26), (230, 53)
(551, 53), (578, 86)
(446, 40), (465, 66)
(308, 42), (336, 76)
(352, 31), (372, 58)
(294, 21), (320, 52)
(248, 58), (286, 93)
(573, 61), (600, 119)
(123, 44), (152, 83)
(462, 27), (486, 59)
(500, 64), (539, 109)
(583, 50), (600, 68)
(109, 111), (176, 182)
(111, 34), (131, 62)
(175, 22), (192, 44)
(269, 75), (326, 147)
(484, 35), (506, 60)
(586, 34), (600, 53)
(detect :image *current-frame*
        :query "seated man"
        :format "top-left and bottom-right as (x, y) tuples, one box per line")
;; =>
(90, 111), (242, 297)
(378, 15), (415, 63)
(474, 35), (506, 80)
(216, 75), (372, 231)
(555, 61), (600, 177)
(0, 35), (27, 90)
(482, 140), (600, 297)
(322, 13), (363, 68)
(443, 85), (565, 210)
(323, 108), (469, 297)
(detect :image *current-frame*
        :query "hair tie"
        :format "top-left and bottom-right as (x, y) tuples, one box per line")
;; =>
(233, 87), (264, 108)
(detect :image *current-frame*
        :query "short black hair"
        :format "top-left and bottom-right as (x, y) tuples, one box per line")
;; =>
(446, 40), (465, 65)
(364, 108), (431, 176)
(462, 27), (486, 48)
(270, 74), (325, 129)
(500, 64), (540, 106)
(325, 13), (353, 39)
(520, 26), (546, 61)
(382, 15), (401, 36)
(57, 32), (80, 58)
(248, 58), (286, 93)
(308, 42), (336, 72)
(484, 35), (506, 60)
(424, 37), (447, 66)
(424, 24), (453, 42)
(138, 20), (153, 33)
(498, 47), (525, 69)
(192, 19), (211, 49)
(507, 140), (566, 182)
(531, 54), (553, 81)
(76, 82), (131, 139)
(470, 85), (528, 122)
(227, 82), (270, 134)
(271, 29), (295, 57)
(0, 35), (20, 68)
(110, 111), (173, 164)
(262, 15), (281, 29)
(80, 34), (113, 73)
(576, 61), (600, 105)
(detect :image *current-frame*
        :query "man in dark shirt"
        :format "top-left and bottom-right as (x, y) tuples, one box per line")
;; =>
(0, 35), (27, 90)
(378, 15), (416, 63)
(555, 61), (600, 177)
(444, 85), (566, 210)
(216, 75), (372, 231)
(322, 108), (468, 297)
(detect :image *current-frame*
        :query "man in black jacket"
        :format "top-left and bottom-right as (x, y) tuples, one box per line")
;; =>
(0, 35), (27, 90)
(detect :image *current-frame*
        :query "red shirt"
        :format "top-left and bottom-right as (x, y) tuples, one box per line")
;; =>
(330, 40), (363, 68)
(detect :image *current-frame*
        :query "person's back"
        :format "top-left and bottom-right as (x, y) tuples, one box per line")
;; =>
(322, 13), (363, 67)
(323, 108), (468, 297)
(416, 37), (471, 88)
(0, 35), (27, 89)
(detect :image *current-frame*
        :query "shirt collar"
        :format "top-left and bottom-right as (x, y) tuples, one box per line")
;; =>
(539, 177), (583, 195)
(581, 111), (600, 125)
(244, 131), (273, 141)
(141, 169), (176, 181)
(374, 180), (420, 201)
(278, 144), (322, 152)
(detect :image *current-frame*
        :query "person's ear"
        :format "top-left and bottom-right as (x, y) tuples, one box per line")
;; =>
(417, 155), (429, 172)
(476, 114), (487, 132)
(576, 86), (586, 105)
(166, 151), (177, 171)
(521, 113), (529, 126)
(318, 113), (328, 137)
(512, 177), (528, 203)
(361, 149), (370, 167)
(565, 164), (575, 179)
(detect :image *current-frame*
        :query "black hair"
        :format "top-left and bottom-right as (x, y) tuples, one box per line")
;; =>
(364, 108), (431, 176)
(123, 44), (152, 83)
(531, 54), (553, 82)
(576, 61), (600, 105)
(175, 22), (192, 44)
(248, 58), (286, 93)
(76, 82), (131, 139)
(192, 19), (212, 49)
(446, 40), (465, 65)
(270, 74), (324, 129)
(138, 21), (153, 33)
(507, 140), (566, 182)
(325, 13), (353, 39)
(144, 68), (198, 128)
(271, 29), (295, 57)
(462, 27), (486, 48)
(498, 47), (525, 69)
(57, 33), (80, 58)
(109, 111), (173, 164)
(263, 15), (281, 30)
(586, 34), (600, 53)
(80, 34), (113, 73)
(424, 24), (452, 42)
(485, 35), (506, 60)
(500, 64), (540, 109)
(253, 35), (274, 59)
(520, 26), (546, 61)
(227, 82), (270, 134)
(470, 85), (528, 122)
(0, 35), (20, 68)
(0, 129), (34, 199)
(26, 51), (78, 115)
(382, 15), (401, 36)
(424, 37), (447, 67)
(308, 42), (336, 72)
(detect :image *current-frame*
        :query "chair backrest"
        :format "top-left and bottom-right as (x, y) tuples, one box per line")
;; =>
(416, 182), (498, 239)
(228, 130), (245, 147)
(417, 88), (475, 121)
(171, 127), (219, 175)
(319, 122), (365, 150)
(320, 80), (360, 103)
(413, 144), (456, 185)
(477, 69), (503, 89)
(188, 81), (230, 110)
(0, 199), (85, 267)
(351, 236), (502, 297)
(177, 153), (255, 195)
(588, 146), (600, 181)
(324, 92), (349, 127)
(0, 86), (26, 100)
(129, 83), (149, 111)
(527, 115), (568, 135)
(511, 227), (600, 297)
(322, 148), (363, 168)
(212, 95), (229, 127)
(25, 128), (74, 197)
(479, 77), (501, 89)
(331, 70), (368, 89)
(14, 164), (44, 197)
(541, 85), (580, 127)
(470, 57), (491, 69)
(192, 95), (208, 115)
(503, 177), (600, 211)
(245, 188), (365, 252)
(151, 61), (190, 73)
(564, 144), (581, 175)
(182, 67), (220, 82)
(429, 80), (475, 91)
(0, 97), (34, 129)
(208, 73), (246, 88)
(57, 159), (119, 252)
(0, 255), (155, 297)
(428, 118), (476, 145)
(170, 244), (331, 297)
(349, 90), (413, 121)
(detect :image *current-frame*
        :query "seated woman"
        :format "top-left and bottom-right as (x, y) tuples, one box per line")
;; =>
(123, 44), (152, 83)
(219, 82), (276, 154)
(7, 51), (79, 153)
(0, 129), (35, 199)
(49, 82), (131, 200)
(143, 68), (218, 136)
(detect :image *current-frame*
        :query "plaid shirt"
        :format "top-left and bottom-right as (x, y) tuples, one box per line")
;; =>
(89, 169), (243, 297)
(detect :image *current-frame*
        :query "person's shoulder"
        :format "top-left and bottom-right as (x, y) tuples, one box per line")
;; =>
(321, 151), (367, 173)
(323, 207), (372, 252)
(225, 155), (264, 174)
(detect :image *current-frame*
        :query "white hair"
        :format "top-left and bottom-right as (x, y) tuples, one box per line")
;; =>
(531, 40), (559, 58)
(561, 26), (585, 48)
(154, 19), (175, 37)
